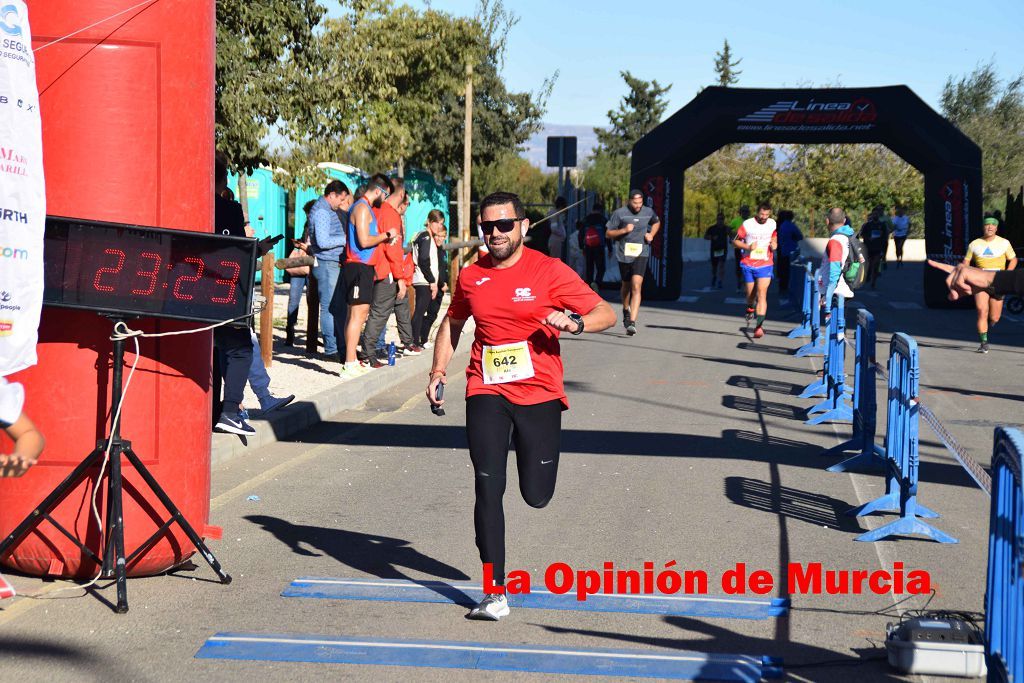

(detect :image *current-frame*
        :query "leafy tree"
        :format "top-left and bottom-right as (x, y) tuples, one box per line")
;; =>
(685, 143), (923, 237)
(594, 71), (672, 157)
(413, 49), (553, 183)
(713, 39), (742, 87)
(278, 0), (550, 188)
(583, 72), (671, 205)
(580, 151), (631, 207)
(215, 0), (326, 173)
(473, 151), (557, 205)
(941, 61), (1024, 209)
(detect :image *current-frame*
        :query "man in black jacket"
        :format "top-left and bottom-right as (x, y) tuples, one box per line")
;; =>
(212, 155), (255, 435)
(212, 154), (278, 435)
(411, 214), (448, 347)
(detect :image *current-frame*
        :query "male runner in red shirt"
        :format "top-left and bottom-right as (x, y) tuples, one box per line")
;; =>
(427, 191), (616, 620)
(732, 202), (778, 339)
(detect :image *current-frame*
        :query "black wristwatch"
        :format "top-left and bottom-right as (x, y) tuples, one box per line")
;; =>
(567, 312), (584, 335)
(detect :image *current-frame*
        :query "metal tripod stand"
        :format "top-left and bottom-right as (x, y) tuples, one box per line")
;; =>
(0, 317), (231, 613)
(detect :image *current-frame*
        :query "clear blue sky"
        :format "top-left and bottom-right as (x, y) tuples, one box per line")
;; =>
(328, 0), (1024, 127)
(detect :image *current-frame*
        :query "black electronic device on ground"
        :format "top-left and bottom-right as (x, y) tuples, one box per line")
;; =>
(885, 616), (986, 677)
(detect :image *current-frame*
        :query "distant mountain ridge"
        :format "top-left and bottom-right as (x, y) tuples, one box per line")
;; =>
(521, 122), (602, 170)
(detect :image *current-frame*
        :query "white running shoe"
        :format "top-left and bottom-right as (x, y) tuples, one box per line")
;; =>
(214, 412), (256, 435)
(468, 593), (510, 621)
(340, 362), (369, 379)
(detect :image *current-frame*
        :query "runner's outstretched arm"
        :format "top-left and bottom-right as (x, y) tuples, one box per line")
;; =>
(543, 301), (616, 334)
(1, 412), (44, 478)
(926, 260), (1023, 300)
(426, 316), (466, 406)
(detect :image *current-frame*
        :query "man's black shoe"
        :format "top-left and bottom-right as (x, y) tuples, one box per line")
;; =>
(214, 412), (256, 436)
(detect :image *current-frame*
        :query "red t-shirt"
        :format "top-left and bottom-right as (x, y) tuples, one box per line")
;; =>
(447, 247), (602, 408)
(372, 203), (405, 281)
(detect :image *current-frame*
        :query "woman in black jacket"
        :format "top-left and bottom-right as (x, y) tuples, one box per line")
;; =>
(411, 210), (449, 347)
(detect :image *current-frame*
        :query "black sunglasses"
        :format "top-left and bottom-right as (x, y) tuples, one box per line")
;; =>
(480, 219), (518, 235)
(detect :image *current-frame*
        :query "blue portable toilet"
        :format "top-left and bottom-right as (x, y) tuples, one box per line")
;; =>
(228, 167), (289, 283)
(402, 169), (450, 245)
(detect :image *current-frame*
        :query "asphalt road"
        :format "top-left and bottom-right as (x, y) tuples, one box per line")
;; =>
(0, 261), (1013, 683)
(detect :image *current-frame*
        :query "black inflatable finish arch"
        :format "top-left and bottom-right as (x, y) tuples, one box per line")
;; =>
(630, 86), (981, 307)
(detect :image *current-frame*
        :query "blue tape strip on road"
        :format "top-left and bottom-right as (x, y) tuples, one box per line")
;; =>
(283, 577), (790, 619)
(196, 632), (784, 681)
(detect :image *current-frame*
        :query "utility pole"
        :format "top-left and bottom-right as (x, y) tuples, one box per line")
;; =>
(463, 61), (474, 243)
(454, 61), (473, 284)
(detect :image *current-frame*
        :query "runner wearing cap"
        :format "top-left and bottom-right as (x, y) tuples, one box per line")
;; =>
(427, 191), (616, 621)
(605, 189), (661, 336)
(963, 217), (1017, 353)
(733, 202), (777, 339)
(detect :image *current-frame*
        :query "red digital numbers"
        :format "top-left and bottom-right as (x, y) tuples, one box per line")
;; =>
(130, 251), (162, 296)
(172, 257), (205, 301)
(211, 260), (241, 304)
(90, 246), (245, 310)
(93, 248), (126, 292)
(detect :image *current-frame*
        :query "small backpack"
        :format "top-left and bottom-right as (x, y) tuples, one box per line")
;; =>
(843, 234), (868, 289)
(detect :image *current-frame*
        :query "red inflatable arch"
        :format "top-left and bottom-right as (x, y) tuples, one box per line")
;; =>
(0, 0), (218, 578)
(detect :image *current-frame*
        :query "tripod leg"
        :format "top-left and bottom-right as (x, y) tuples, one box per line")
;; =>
(123, 449), (231, 585)
(108, 443), (129, 613)
(0, 448), (104, 558)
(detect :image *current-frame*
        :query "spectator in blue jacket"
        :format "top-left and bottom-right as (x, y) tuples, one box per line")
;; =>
(775, 210), (803, 293)
(308, 180), (352, 361)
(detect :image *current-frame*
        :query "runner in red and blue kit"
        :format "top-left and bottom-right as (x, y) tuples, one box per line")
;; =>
(732, 202), (778, 339)
(427, 191), (616, 621)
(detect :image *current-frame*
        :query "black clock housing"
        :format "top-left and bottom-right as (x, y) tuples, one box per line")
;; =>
(43, 216), (258, 324)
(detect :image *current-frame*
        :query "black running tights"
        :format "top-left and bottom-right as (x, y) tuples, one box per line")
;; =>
(465, 394), (562, 585)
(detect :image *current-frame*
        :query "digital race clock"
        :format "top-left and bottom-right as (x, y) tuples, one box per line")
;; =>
(43, 216), (258, 324)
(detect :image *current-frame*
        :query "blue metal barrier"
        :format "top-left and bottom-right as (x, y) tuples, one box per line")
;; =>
(847, 333), (956, 544)
(824, 308), (885, 471)
(986, 427), (1024, 682)
(786, 262), (812, 338)
(794, 269), (824, 357)
(804, 296), (853, 425)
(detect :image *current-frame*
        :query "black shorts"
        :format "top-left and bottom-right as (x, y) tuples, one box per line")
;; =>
(619, 256), (648, 281)
(344, 262), (375, 304)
